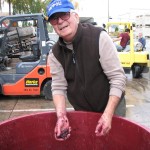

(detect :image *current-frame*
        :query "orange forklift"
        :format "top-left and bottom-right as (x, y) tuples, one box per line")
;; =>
(0, 13), (55, 99)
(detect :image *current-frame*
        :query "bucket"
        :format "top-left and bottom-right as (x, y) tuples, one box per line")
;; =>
(0, 111), (150, 150)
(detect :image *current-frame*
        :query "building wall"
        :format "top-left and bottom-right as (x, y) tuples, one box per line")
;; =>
(0, 1), (9, 16)
(135, 14), (150, 39)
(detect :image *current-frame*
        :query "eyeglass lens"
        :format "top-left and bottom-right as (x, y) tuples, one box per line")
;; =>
(49, 12), (70, 25)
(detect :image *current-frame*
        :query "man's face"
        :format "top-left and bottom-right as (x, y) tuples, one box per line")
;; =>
(50, 12), (79, 42)
(139, 33), (142, 38)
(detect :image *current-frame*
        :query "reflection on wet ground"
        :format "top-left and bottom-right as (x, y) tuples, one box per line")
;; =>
(125, 72), (150, 128)
(0, 72), (150, 128)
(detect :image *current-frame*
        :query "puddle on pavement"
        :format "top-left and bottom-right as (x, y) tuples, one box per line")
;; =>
(126, 72), (150, 106)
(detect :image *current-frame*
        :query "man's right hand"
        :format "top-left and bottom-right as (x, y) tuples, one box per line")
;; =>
(54, 115), (71, 141)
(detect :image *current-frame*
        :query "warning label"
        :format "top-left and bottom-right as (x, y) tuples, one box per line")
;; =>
(25, 78), (39, 87)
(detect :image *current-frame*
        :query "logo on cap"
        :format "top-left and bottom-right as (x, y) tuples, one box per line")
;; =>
(48, 0), (62, 12)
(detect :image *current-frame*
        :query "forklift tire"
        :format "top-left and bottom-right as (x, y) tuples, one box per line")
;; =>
(132, 65), (141, 78)
(43, 80), (52, 100)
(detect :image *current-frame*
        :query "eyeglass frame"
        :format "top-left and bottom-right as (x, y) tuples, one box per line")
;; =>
(48, 12), (71, 25)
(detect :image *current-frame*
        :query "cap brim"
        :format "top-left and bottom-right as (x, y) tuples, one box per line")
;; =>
(48, 8), (71, 18)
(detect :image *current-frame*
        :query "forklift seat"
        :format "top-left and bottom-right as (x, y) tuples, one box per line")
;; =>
(19, 40), (40, 62)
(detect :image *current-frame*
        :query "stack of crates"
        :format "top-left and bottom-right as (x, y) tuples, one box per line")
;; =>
(135, 14), (150, 39)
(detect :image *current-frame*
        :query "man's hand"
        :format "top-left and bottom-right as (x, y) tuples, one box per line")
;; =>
(95, 114), (112, 136)
(95, 95), (120, 136)
(54, 115), (71, 141)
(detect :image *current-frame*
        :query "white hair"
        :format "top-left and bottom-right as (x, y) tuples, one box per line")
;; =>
(70, 9), (78, 14)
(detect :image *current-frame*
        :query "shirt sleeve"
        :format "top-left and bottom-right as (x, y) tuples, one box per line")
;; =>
(48, 50), (67, 97)
(99, 31), (126, 98)
(142, 38), (146, 48)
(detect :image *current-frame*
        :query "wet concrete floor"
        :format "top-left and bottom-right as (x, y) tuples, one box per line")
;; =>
(125, 72), (150, 128)
(0, 72), (150, 129)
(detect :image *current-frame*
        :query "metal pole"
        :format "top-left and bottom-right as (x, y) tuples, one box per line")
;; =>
(8, 0), (11, 15)
(108, 0), (109, 22)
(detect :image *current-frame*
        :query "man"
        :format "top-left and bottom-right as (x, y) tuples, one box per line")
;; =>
(113, 28), (130, 52)
(47, 0), (126, 141)
(138, 32), (146, 50)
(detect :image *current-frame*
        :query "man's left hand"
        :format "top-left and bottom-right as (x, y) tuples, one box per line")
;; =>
(95, 114), (112, 136)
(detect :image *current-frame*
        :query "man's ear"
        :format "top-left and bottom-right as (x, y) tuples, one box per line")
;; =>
(75, 13), (79, 23)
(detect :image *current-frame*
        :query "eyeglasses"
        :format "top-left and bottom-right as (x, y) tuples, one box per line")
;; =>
(49, 12), (70, 25)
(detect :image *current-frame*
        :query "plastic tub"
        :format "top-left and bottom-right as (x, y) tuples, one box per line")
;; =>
(0, 111), (150, 150)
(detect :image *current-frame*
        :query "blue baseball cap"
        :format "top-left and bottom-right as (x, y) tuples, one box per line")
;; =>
(46, 0), (75, 18)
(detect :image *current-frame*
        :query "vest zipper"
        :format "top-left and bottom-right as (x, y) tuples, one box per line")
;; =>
(74, 52), (95, 110)
(72, 49), (76, 64)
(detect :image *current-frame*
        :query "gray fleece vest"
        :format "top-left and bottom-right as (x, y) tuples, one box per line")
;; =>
(52, 23), (110, 112)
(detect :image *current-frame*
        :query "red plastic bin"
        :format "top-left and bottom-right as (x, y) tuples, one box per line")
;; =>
(0, 111), (150, 150)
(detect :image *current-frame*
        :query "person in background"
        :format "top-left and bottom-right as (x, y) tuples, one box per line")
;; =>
(46, 0), (126, 141)
(113, 28), (130, 52)
(138, 32), (146, 50)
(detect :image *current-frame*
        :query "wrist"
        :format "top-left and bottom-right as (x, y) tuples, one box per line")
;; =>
(57, 112), (66, 118)
(56, 106), (66, 118)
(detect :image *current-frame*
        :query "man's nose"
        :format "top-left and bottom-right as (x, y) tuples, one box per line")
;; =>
(57, 17), (64, 24)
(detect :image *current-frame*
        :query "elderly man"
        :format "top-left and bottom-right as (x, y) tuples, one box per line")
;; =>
(138, 32), (146, 50)
(47, 0), (126, 141)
